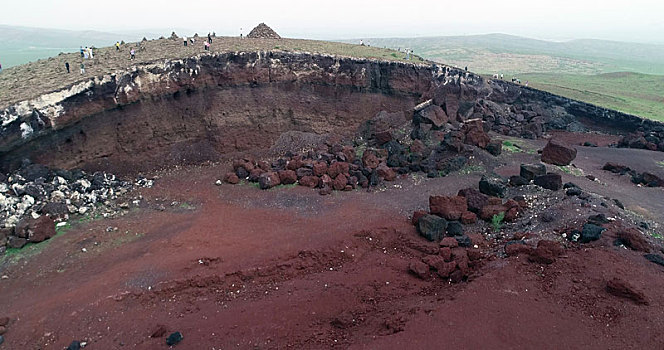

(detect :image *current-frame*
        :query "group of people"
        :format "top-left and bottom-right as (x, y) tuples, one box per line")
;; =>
(80, 46), (95, 59)
(509, 77), (528, 86)
(183, 33), (214, 51)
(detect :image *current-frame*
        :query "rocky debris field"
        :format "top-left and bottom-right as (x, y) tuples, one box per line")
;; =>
(602, 162), (664, 187)
(416, 73), (664, 154)
(0, 162), (153, 253)
(221, 106), (504, 194)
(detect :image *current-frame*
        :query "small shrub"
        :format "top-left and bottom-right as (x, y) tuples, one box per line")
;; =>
(491, 212), (505, 232)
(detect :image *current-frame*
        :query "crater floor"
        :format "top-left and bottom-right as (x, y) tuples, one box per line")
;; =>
(1, 133), (663, 349)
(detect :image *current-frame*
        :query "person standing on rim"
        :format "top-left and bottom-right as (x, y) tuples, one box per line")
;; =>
(115, 41), (120, 51)
(65, 62), (70, 73)
(80, 62), (85, 74)
(183, 36), (187, 46)
(207, 32), (212, 44)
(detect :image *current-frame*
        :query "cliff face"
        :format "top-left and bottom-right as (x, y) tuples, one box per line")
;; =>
(0, 52), (434, 173)
(1, 51), (663, 174)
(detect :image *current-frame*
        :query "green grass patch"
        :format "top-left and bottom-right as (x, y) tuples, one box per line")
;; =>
(520, 72), (664, 121)
(657, 161), (664, 168)
(55, 222), (72, 236)
(502, 140), (523, 153)
(77, 212), (104, 224)
(2, 219), (83, 265)
(355, 144), (367, 159)
(239, 180), (260, 188)
(272, 183), (298, 190)
(459, 164), (486, 175)
(491, 212), (505, 232)
(109, 231), (145, 248)
(2, 240), (52, 265)
(502, 139), (536, 154)
(651, 232), (663, 240)
(556, 165), (584, 177)
(178, 202), (196, 210)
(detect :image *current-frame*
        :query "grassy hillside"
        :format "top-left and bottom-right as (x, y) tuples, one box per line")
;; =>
(0, 25), (141, 68)
(519, 72), (664, 121)
(347, 34), (664, 120)
(351, 34), (664, 75)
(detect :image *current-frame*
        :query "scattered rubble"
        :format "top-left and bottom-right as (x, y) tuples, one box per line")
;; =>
(602, 162), (664, 187)
(0, 162), (154, 252)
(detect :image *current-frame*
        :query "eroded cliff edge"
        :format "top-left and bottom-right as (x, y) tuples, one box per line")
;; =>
(1, 50), (662, 174)
(0, 52), (434, 173)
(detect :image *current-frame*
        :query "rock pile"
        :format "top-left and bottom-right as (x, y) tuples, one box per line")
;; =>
(506, 163), (564, 192)
(226, 143), (396, 195)
(414, 184), (526, 238)
(409, 237), (484, 283)
(0, 162), (153, 252)
(222, 104), (504, 194)
(619, 131), (664, 152)
(424, 71), (664, 153)
(246, 23), (281, 39)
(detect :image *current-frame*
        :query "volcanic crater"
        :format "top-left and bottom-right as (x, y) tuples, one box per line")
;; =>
(0, 36), (663, 349)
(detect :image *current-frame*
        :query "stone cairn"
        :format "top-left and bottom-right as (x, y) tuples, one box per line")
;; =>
(246, 23), (281, 39)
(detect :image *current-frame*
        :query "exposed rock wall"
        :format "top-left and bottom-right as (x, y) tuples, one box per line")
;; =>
(0, 52), (433, 173)
(1, 51), (662, 175)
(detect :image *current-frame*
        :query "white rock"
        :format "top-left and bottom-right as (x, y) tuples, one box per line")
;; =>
(22, 195), (35, 206)
(5, 215), (18, 227)
(79, 179), (91, 190)
(11, 183), (24, 196)
(56, 221), (68, 227)
(51, 190), (66, 202)
(78, 206), (88, 215)
(70, 191), (81, 202)
(30, 212), (40, 219)
(215, 180), (222, 186)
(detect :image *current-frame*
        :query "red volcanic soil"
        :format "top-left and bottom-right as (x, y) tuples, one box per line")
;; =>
(1, 144), (664, 349)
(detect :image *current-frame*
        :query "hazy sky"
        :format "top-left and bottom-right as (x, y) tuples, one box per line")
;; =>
(2, 0), (664, 43)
